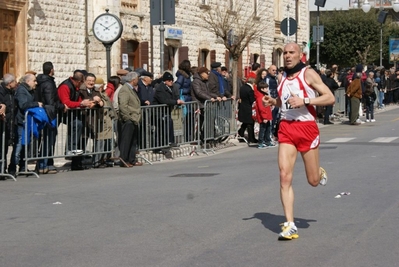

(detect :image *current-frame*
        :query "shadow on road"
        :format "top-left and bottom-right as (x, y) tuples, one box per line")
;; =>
(243, 212), (317, 234)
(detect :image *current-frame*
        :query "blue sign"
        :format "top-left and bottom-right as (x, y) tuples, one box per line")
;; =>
(166, 27), (183, 40)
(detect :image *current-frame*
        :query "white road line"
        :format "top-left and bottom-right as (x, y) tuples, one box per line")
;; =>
(326, 138), (356, 143)
(369, 137), (399, 143)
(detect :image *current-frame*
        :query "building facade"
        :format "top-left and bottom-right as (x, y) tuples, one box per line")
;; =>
(1, 0), (309, 83)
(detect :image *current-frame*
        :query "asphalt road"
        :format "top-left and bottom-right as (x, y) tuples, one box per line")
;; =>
(1, 108), (399, 267)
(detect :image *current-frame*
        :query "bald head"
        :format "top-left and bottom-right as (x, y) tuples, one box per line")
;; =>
(283, 43), (302, 70)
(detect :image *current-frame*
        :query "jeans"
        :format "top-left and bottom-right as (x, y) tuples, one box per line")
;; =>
(38, 126), (57, 169)
(366, 102), (374, 120)
(378, 91), (384, 108)
(9, 125), (24, 173)
(258, 121), (272, 144)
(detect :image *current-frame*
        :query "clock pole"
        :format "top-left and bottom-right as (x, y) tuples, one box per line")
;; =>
(104, 43), (112, 80)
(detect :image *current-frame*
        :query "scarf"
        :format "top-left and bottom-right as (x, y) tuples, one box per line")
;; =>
(284, 62), (307, 76)
(211, 69), (225, 95)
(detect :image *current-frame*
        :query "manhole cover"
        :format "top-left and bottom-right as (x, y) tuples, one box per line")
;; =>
(170, 173), (219, 177)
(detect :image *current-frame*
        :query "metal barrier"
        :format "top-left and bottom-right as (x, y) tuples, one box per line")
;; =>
(0, 119), (17, 181)
(138, 101), (201, 163)
(202, 99), (236, 154)
(5, 100), (238, 179)
(333, 87), (346, 115)
(19, 107), (115, 178)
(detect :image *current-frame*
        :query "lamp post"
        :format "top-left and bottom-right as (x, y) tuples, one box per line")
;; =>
(360, 0), (399, 67)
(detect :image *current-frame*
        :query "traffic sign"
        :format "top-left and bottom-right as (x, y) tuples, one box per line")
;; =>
(280, 17), (297, 36)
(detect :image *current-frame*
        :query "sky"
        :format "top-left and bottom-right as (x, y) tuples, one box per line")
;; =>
(308, 0), (349, 11)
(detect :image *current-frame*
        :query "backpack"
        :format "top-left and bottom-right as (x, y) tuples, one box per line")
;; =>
(251, 101), (257, 121)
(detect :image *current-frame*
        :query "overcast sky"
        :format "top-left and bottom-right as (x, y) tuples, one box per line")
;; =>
(309, 0), (350, 11)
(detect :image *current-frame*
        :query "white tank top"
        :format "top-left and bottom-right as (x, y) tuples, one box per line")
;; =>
(278, 67), (317, 121)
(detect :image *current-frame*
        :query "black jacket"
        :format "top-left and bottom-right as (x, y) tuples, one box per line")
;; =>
(153, 82), (180, 106)
(238, 83), (255, 124)
(138, 79), (155, 106)
(14, 83), (40, 125)
(0, 82), (16, 138)
(36, 74), (64, 110)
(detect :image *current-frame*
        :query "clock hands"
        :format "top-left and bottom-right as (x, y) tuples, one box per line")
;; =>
(99, 23), (110, 31)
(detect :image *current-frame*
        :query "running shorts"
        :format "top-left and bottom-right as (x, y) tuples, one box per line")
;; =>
(278, 120), (320, 152)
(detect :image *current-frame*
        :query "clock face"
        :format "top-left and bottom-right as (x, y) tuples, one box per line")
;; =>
(93, 13), (123, 43)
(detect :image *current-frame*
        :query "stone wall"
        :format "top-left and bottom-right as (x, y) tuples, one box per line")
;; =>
(27, 0), (87, 84)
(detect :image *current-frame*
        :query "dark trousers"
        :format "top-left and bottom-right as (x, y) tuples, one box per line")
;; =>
(365, 102), (374, 120)
(271, 107), (279, 136)
(238, 122), (256, 143)
(9, 125), (25, 173)
(38, 126), (57, 169)
(324, 105), (333, 123)
(119, 120), (138, 164)
(258, 121), (272, 144)
(67, 117), (84, 167)
(350, 97), (360, 124)
(0, 123), (10, 173)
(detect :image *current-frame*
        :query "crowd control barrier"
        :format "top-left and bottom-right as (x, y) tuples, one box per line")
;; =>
(202, 99), (237, 155)
(20, 107), (115, 178)
(333, 87), (346, 115)
(0, 119), (17, 181)
(138, 101), (201, 163)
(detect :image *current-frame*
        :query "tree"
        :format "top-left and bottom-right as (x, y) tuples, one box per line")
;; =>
(202, 0), (268, 98)
(310, 8), (399, 68)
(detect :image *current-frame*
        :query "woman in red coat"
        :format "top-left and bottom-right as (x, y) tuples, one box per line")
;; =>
(254, 82), (275, 149)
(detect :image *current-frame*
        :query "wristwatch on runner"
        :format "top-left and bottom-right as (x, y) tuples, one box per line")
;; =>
(304, 98), (310, 106)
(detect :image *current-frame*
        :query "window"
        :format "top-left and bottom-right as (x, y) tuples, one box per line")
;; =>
(199, 49), (209, 68)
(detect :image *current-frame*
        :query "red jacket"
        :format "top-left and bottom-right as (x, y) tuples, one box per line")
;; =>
(105, 82), (115, 102)
(57, 77), (82, 108)
(254, 85), (272, 123)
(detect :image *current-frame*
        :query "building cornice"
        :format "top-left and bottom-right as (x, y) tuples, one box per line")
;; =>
(0, 0), (27, 11)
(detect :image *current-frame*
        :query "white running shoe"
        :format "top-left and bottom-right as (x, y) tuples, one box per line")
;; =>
(319, 167), (328, 186)
(278, 222), (299, 240)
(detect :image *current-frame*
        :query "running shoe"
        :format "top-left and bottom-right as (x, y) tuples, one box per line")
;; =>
(319, 167), (328, 186)
(278, 222), (299, 240)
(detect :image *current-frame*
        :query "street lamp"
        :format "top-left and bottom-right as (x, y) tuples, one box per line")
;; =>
(361, 0), (399, 67)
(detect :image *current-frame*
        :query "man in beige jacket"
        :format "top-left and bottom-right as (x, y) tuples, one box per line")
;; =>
(118, 72), (142, 167)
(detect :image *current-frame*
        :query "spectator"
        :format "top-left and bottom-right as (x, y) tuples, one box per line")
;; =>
(208, 62), (232, 100)
(175, 60), (193, 102)
(237, 77), (257, 143)
(104, 76), (120, 102)
(254, 82), (274, 148)
(58, 70), (93, 170)
(36, 62), (68, 174)
(247, 63), (260, 80)
(153, 72), (184, 147)
(346, 72), (363, 125)
(220, 66), (233, 96)
(265, 65), (280, 139)
(118, 72), (142, 167)
(323, 69), (339, 125)
(9, 74), (43, 177)
(191, 67), (217, 142)
(0, 74), (18, 179)
(138, 71), (155, 106)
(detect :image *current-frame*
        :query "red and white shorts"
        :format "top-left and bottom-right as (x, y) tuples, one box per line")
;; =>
(278, 120), (320, 152)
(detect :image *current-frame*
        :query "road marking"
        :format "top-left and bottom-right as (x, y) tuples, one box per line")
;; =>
(326, 138), (356, 143)
(369, 137), (399, 143)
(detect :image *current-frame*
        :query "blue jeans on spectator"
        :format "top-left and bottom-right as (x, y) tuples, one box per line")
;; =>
(378, 90), (384, 108)
(366, 102), (374, 120)
(8, 125), (25, 173)
(258, 121), (272, 145)
(38, 126), (57, 170)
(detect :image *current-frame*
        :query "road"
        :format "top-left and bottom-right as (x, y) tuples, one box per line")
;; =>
(1, 108), (399, 267)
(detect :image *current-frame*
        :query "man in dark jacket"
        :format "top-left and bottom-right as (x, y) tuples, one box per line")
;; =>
(36, 62), (67, 174)
(208, 62), (232, 100)
(8, 74), (43, 177)
(266, 65), (279, 138)
(323, 69), (339, 124)
(0, 74), (18, 179)
(153, 72), (184, 146)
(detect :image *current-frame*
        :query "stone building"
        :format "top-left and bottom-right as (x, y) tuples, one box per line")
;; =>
(0, 0), (309, 84)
